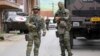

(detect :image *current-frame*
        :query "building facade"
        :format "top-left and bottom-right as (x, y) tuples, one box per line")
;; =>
(40, 11), (53, 17)
(24, 0), (39, 15)
(0, 0), (22, 31)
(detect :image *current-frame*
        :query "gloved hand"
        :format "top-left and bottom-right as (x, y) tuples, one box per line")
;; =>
(55, 17), (61, 21)
(42, 31), (46, 36)
(28, 24), (36, 28)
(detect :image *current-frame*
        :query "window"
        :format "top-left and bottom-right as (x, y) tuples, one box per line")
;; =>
(95, 0), (100, 3)
(72, 10), (100, 17)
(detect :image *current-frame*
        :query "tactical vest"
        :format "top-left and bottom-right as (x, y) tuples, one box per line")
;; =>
(55, 9), (71, 34)
(29, 15), (43, 32)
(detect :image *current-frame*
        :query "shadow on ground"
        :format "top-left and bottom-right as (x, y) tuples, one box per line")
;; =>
(73, 39), (100, 50)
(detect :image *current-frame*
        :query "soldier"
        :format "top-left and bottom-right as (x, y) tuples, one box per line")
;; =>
(45, 18), (50, 30)
(25, 6), (46, 56)
(53, 2), (72, 56)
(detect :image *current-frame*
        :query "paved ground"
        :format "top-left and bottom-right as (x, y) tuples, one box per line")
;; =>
(0, 30), (100, 56)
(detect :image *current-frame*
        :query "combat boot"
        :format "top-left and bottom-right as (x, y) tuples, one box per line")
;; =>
(68, 52), (73, 56)
(61, 53), (65, 56)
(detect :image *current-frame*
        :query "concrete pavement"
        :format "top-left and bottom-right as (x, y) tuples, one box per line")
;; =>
(0, 30), (100, 56)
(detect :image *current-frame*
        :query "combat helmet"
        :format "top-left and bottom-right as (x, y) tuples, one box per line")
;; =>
(32, 6), (40, 10)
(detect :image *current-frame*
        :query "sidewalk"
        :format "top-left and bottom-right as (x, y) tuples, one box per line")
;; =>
(0, 34), (26, 56)
(0, 31), (21, 40)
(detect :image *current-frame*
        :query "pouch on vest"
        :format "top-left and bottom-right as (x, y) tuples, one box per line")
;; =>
(56, 31), (60, 37)
(59, 21), (67, 28)
(25, 34), (33, 41)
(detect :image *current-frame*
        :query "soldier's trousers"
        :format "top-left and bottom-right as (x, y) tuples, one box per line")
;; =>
(26, 33), (41, 56)
(46, 24), (49, 30)
(59, 31), (72, 56)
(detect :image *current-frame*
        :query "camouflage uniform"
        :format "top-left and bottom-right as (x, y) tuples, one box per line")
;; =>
(45, 18), (50, 30)
(26, 7), (46, 56)
(54, 2), (72, 56)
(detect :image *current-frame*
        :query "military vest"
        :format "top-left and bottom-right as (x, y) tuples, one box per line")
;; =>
(55, 9), (71, 34)
(29, 15), (43, 32)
